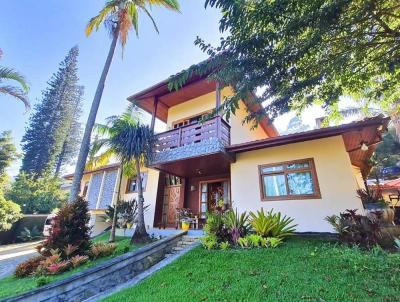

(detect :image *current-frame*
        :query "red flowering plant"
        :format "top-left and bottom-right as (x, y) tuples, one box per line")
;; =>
(37, 197), (91, 259)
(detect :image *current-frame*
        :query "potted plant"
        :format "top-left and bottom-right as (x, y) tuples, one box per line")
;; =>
(181, 218), (191, 231)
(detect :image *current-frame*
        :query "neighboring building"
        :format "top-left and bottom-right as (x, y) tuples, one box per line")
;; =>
(65, 68), (389, 234)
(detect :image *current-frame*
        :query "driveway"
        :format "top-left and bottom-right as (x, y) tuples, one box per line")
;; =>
(0, 241), (40, 278)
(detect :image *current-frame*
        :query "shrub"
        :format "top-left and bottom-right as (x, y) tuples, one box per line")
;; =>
(238, 237), (250, 248)
(249, 208), (296, 239)
(14, 256), (45, 277)
(64, 244), (78, 259)
(356, 188), (386, 207)
(0, 190), (22, 231)
(203, 211), (230, 243)
(219, 241), (230, 250)
(201, 235), (218, 250)
(37, 197), (91, 259)
(222, 209), (249, 245)
(90, 242), (117, 259)
(266, 237), (283, 248)
(70, 255), (89, 268)
(325, 209), (382, 249)
(36, 276), (51, 287)
(246, 234), (263, 247)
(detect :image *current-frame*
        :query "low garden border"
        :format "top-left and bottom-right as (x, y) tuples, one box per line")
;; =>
(2, 231), (187, 302)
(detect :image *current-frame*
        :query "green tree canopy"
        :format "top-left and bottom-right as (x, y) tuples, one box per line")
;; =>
(171, 0), (400, 126)
(0, 190), (22, 232)
(6, 173), (67, 214)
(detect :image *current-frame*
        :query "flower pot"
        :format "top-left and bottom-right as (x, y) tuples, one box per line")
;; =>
(182, 221), (190, 231)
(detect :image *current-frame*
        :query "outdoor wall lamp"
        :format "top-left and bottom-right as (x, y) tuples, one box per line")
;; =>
(360, 141), (369, 151)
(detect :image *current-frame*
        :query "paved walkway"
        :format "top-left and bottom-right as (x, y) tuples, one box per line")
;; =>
(0, 241), (40, 278)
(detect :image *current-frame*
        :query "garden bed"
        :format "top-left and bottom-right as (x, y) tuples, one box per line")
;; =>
(103, 236), (400, 302)
(0, 232), (140, 300)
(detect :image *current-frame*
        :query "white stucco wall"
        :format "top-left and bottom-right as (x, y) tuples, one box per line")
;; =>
(119, 168), (160, 229)
(230, 135), (365, 232)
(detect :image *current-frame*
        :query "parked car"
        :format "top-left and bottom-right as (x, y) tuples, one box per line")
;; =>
(43, 213), (56, 237)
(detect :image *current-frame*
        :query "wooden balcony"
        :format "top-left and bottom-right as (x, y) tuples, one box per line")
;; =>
(150, 116), (235, 177)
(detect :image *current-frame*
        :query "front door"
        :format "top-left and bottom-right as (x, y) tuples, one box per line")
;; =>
(161, 174), (183, 227)
(164, 185), (181, 225)
(199, 179), (230, 219)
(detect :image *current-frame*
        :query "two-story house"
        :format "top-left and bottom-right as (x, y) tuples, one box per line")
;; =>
(66, 66), (389, 235)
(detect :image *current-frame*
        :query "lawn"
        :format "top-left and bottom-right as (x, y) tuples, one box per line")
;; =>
(0, 232), (139, 300)
(103, 237), (400, 302)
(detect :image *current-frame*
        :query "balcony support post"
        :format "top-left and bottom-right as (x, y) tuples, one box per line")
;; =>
(215, 82), (221, 114)
(150, 96), (158, 132)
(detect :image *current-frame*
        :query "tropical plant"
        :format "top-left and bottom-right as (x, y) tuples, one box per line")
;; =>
(87, 106), (143, 242)
(201, 235), (218, 250)
(219, 241), (230, 250)
(203, 211), (230, 242)
(356, 188), (386, 207)
(69, 0), (180, 202)
(249, 208), (296, 239)
(266, 237), (283, 248)
(37, 197), (91, 258)
(222, 209), (249, 245)
(0, 190), (22, 231)
(325, 209), (383, 250)
(70, 255), (89, 268)
(246, 234), (263, 248)
(14, 255), (45, 277)
(0, 49), (29, 110)
(237, 237), (250, 249)
(6, 173), (67, 214)
(17, 226), (42, 242)
(105, 198), (146, 229)
(90, 242), (117, 259)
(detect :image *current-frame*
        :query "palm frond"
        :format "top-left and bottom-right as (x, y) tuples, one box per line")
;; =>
(0, 85), (30, 110)
(0, 67), (29, 92)
(139, 5), (159, 33)
(127, 3), (139, 35)
(144, 0), (180, 11)
(86, 1), (118, 36)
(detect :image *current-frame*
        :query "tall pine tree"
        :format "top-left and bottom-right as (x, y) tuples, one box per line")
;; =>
(21, 46), (83, 177)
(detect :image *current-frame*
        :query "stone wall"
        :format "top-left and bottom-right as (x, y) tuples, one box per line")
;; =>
(3, 232), (186, 302)
(152, 137), (226, 164)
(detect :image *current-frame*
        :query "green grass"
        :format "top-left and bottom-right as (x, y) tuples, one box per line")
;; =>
(0, 232), (140, 300)
(103, 237), (400, 302)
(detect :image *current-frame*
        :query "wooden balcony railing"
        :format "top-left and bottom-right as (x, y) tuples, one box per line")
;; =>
(154, 116), (230, 153)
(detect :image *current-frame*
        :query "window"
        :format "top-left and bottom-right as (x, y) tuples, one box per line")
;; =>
(126, 173), (148, 193)
(172, 111), (212, 129)
(259, 158), (321, 201)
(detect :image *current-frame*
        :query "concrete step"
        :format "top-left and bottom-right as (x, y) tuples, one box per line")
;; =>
(182, 236), (200, 241)
(172, 246), (184, 252)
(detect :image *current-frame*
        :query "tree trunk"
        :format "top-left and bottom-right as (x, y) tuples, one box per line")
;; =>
(131, 160), (150, 244)
(69, 26), (119, 202)
(109, 165), (124, 243)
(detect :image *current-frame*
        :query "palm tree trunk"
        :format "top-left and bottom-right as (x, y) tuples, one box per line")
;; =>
(69, 26), (119, 202)
(109, 165), (124, 243)
(131, 159), (150, 244)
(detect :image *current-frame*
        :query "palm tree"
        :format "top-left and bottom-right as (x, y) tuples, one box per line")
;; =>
(69, 0), (180, 202)
(87, 106), (143, 242)
(0, 49), (29, 110)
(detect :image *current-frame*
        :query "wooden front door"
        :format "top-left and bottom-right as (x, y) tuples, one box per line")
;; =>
(163, 185), (181, 225)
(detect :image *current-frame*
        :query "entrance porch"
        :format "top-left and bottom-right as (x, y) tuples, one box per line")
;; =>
(153, 173), (231, 230)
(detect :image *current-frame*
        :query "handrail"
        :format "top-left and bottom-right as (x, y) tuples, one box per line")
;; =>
(154, 116), (230, 152)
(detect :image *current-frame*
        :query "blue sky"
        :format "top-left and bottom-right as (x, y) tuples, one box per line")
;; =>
(0, 1), (228, 175)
